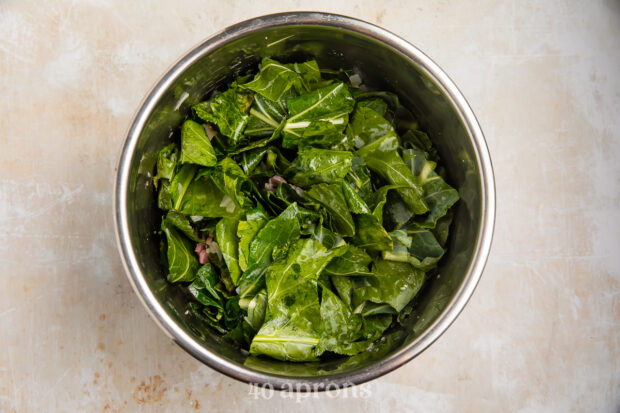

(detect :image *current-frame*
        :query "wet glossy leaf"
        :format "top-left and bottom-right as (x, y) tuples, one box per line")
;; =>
(370, 185), (413, 230)
(304, 183), (355, 237)
(238, 263), (269, 301)
(244, 289), (267, 332)
(351, 214), (393, 251)
(210, 157), (254, 211)
(382, 226), (445, 271)
(164, 210), (200, 242)
(403, 147), (459, 228)
(331, 275), (370, 308)
(356, 98), (389, 117)
(323, 244), (372, 277)
(162, 220), (199, 283)
(193, 86), (253, 144)
(317, 288), (362, 355)
(356, 133), (428, 214)
(243, 93), (286, 137)
(156, 143), (178, 180)
(341, 181), (371, 214)
(237, 207), (269, 272)
(188, 264), (224, 309)
(354, 259), (425, 312)
(157, 179), (172, 210)
(290, 147), (352, 187)
(248, 203), (301, 267)
(346, 156), (373, 203)
(216, 217), (241, 285)
(179, 120), (217, 167)
(431, 209), (454, 247)
(176, 173), (242, 218)
(242, 57), (302, 102)
(282, 82), (355, 148)
(237, 147), (269, 174)
(349, 105), (395, 148)
(250, 238), (337, 361)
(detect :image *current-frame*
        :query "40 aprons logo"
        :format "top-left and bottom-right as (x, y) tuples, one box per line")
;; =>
(248, 382), (372, 402)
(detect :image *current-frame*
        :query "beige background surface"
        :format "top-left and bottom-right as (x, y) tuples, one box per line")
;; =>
(1, 0), (619, 411)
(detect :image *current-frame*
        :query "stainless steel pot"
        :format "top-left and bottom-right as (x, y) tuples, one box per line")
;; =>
(114, 12), (495, 391)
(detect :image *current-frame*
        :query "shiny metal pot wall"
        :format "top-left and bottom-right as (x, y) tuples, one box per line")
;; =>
(114, 12), (495, 391)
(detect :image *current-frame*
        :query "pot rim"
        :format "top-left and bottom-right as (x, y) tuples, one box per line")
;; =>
(114, 11), (495, 391)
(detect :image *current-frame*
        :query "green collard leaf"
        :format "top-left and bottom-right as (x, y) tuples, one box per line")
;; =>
(224, 320), (254, 346)
(323, 244), (372, 277)
(176, 174), (242, 218)
(243, 93), (286, 137)
(187, 302), (228, 335)
(354, 259), (425, 312)
(211, 157), (254, 211)
(353, 301), (396, 317)
(383, 225), (444, 271)
(223, 296), (244, 330)
(356, 133), (429, 214)
(238, 147), (269, 175)
(290, 147), (352, 187)
(304, 183), (355, 237)
(358, 314), (393, 341)
(286, 60), (322, 91)
(188, 264), (224, 309)
(156, 143), (178, 180)
(349, 105), (395, 148)
(431, 209), (454, 247)
(265, 183), (321, 226)
(330, 275), (369, 308)
(157, 179), (172, 210)
(402, 129), (439, 162)
(356, 90), (419, 133)
(238, 263), (269, 301)
(403, 148), (459, 228)
(164, 210), (201, 242)
(264, 147), (292, 174)
(341, 182), (371, 214)
(237, 207), (269, 272)
(248, 203), (301, 268)
(244, 289), (268, 332)
(346, 156), (373, 203)
(179, 120), (217, 167)
(318, 288), (393, 356)
(356, 91), (400, 114)
(273, 182), (305, 207)
(161, 221), (199, 283)
(250, 238), (336, 361)
(242, 57), (302, 102)
(229, 119), (285, 157)
(282, 82), (355, 148)
(407, 225), (445, 262)
(193, 87), (253, 144)
(317, 288), (363, 355)
(351, 214), (393, 252)
(310, 220), (345, 250)
(216, 217), (241, 285)
(356, 98), (389, 117)
(370, 185), (413, 230)
(169, 164), (197, 211)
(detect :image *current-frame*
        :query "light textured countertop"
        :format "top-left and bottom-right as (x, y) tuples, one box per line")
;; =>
(1, 1), (619, 411)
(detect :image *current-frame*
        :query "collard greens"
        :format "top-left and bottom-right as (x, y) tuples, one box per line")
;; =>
(154, 57), (460, 362)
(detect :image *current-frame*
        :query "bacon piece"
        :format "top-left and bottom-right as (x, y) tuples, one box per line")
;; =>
(198, 249), (209, 264)
(264, 175), (287, 191)
(195, 243), (205, 254)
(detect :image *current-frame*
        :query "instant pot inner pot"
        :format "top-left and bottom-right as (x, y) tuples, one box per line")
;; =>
(125, 24), (483, 377)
